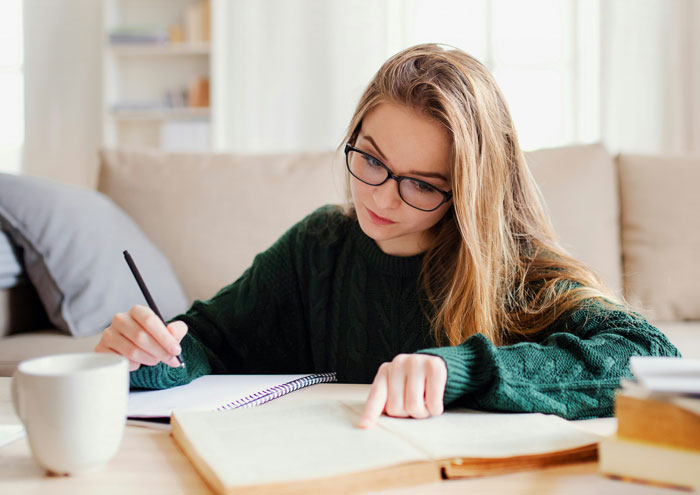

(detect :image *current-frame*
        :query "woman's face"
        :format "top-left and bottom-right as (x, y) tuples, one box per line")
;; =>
(350, 101), (453, 257)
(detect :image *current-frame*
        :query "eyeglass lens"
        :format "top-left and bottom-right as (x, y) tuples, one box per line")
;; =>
(347, 149), (445, 211)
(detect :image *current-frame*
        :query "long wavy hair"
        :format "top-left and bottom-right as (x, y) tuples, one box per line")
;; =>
(339, 43), (624, 347)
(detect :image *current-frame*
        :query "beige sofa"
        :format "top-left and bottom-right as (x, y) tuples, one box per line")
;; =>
(1, 143), (698, 376)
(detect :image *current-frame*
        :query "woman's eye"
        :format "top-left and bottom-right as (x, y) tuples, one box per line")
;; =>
(363, 155), (382, 168)
(408, 179), (435, 194)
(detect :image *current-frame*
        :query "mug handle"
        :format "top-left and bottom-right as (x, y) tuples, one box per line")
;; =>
(11, 370), (23, 421)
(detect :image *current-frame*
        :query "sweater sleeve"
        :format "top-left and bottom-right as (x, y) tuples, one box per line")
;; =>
(129, 208), (331, 390)
(416, 304), (681, 419)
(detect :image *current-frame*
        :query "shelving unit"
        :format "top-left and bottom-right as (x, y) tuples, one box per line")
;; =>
(102, 0), (213, 150)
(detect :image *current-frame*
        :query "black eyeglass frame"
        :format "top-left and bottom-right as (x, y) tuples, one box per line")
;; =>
(344, 143), (453, 212)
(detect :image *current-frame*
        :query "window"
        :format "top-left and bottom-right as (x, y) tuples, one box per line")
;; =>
(406, 0), (599, 151)
(0, 0), (24, 174)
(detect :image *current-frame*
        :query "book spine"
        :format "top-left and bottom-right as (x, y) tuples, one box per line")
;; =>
(217, 373), (338, 410)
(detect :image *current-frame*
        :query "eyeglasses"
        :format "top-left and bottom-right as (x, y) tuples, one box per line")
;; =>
(344, 143), (453, 212)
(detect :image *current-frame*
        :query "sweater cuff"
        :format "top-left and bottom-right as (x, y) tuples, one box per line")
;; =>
(416, 334), (494, 405)
(129, 333), (212, 390)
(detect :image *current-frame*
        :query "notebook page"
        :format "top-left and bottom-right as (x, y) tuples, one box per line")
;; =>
(347, 405), (601, 460)
(0, 424), (24, 448)
(128, 374), (319, 417)
(172, 400), (432, 487)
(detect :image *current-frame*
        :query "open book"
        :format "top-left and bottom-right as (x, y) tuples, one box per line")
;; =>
(171, 399), (601, 494)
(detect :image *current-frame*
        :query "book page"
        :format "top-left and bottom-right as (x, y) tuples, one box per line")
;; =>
(172, 400), (432, 488)
(630, 357), (700, 394)
(128, 374), (317, 417)
(344, 404), (601, 461)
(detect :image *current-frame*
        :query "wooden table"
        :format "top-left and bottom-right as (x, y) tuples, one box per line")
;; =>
(0, 378), (678, 494)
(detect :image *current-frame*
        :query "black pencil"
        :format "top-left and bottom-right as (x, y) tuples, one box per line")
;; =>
(123, 250), (185, 368)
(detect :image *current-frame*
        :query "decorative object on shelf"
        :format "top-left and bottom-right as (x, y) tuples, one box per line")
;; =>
(188, 77), (210, 108)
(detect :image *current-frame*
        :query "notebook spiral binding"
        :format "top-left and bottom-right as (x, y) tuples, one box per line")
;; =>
(216, 372), (338, 411)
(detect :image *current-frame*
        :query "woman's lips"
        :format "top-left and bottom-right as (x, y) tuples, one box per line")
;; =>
(367, 208), (396, 225)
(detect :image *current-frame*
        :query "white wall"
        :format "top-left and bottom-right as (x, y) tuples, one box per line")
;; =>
(23, 0), (102, 188)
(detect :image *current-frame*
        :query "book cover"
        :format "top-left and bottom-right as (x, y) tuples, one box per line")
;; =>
(615, 389), (700, 451)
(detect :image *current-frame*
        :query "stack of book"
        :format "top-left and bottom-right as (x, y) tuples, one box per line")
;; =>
(599, 356), (700, 491)
(108, 27), (169, 45)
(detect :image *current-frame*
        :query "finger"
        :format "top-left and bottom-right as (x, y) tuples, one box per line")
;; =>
(96, 339), (143, 371)
(404, 360), (430, 419)
(106, 314), (180, 368)
(129, 305), (182, 357)
(105, 332), (161, 368)
(167, 320), (188, 342)
(117, 319), (177, 364)
(385, 356), (409, 418)
(104, 315), (174, 366)
(425, 357), (447, 417)
(359, 366), (389, 428)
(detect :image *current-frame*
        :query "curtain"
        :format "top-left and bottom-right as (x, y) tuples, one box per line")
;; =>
(22, 0), (102, 187)
(601, 0), (700, 154)
(211, 0), (410, 153)
(215, 0), (700, 156)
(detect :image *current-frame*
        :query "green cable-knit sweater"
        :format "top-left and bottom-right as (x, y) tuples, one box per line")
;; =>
(131, 205), (680, 419)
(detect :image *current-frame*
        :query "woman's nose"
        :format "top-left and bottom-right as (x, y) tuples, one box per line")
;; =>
(373, 179), (402, 210)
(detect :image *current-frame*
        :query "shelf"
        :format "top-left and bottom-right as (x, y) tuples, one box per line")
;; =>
(111, 107), (211, 121)
(109, 42), (210, 56)
(102, 0), (214, 148)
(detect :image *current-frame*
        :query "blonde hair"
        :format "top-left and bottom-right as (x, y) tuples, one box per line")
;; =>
(339, 43), (625, 347)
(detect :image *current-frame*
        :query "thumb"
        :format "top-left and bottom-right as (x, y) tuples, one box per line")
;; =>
(167, 320), (188, 342)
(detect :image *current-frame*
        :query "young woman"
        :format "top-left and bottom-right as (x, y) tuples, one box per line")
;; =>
(95, 43), (679, 427)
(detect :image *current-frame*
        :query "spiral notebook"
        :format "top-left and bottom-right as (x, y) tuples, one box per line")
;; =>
(127, 373), (337, 419)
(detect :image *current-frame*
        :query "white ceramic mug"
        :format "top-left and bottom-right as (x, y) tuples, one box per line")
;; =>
(11, 352), (129, 475)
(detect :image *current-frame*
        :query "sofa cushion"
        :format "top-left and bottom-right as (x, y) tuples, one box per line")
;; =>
(0, 331), (102, 377)
(0, 172), (188, 337)
(651, 321), (700, 359)
(98, 148), (346, 303)
(618, 154), (700, 321)
(525, 143), (622, 297)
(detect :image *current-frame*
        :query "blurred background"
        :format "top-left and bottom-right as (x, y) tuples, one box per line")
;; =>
(0, 0), (698, 187)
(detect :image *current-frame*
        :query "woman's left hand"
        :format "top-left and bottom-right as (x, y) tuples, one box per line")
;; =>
(358, 353), (447, 428)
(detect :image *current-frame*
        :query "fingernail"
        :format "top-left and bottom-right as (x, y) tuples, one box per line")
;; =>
(171, 345), (181, 355)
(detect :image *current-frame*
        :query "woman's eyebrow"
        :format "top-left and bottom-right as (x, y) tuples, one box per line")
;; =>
(363, 134), (449, 183)
(363, 135), (389, 162)
(409, 170), (449, 182)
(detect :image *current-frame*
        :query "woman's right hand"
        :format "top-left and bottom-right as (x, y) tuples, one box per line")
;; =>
(94, 304), (188, 372)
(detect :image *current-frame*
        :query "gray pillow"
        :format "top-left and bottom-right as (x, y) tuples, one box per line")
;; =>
(0, 173), (188, 337)
(0, 229), (26, 289)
